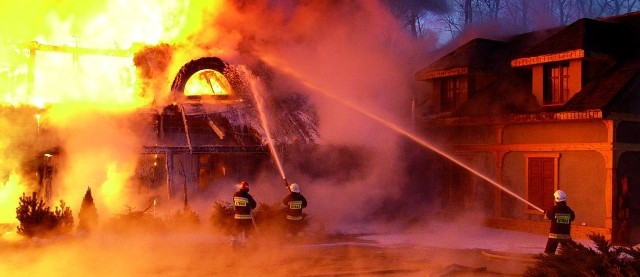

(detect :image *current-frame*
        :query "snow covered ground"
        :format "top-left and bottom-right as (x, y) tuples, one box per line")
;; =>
(360, 221), (595, 254)
(0, 220), (600, 276)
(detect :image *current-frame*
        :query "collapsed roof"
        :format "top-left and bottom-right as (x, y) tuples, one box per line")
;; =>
(139, 56), (319, 153)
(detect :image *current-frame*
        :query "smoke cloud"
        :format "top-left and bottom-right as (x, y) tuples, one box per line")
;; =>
(167, 0), (438, 230)
(0, 0), (537, 276)
(0, 0), (450, 231)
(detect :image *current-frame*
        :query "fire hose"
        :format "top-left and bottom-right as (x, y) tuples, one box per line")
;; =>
(250, 209), (260, 235)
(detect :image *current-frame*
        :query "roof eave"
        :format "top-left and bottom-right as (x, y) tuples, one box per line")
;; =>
(415, 67), (469, 80)
(420, 109), (604, 126)
(511, 49), (585, 67)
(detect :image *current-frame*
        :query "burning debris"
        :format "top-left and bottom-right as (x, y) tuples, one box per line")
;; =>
(137, 51), (320, 200)
(0, 1), (414, 239)
(0, 37), (322, 215)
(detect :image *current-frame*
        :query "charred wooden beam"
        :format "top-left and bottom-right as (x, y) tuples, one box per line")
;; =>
(21, 41), (131, 57)
(142, 145), (266, 154)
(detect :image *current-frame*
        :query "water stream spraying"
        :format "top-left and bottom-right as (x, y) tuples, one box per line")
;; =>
(179, 104), (193, 153)
(262, 61), (544, 213)
(241, 67), (287, 181)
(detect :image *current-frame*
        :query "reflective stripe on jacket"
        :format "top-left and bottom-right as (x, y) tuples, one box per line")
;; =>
(235, 214), (252, 220)
(283, 192), (307, 221)
(545, 201), (575, 239)
(549, 233), (571, 239)
(287, 215), (303, 220)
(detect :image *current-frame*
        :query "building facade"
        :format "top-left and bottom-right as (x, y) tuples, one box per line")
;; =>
(415, 12), (640, 243)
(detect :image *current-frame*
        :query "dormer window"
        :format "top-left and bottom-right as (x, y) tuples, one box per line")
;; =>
(437, 75), (467, 112)
(415, 67), (468, 114)
(544, 62), (570, 104)
(511, 50), (585, 106)
(441, 76), (461, 112)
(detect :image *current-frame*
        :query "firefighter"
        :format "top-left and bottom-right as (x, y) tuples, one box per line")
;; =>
(544, 190), (576, 254)
(233, 181), (257, 244)
(282, 182), (308, 237)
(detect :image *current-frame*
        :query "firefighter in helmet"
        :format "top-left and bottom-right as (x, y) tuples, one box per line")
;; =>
(233, 181), (257, 242)
(282, 182), (308, 236)
(544, 190), (576, 254)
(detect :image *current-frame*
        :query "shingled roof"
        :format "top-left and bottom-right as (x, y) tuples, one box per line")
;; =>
(416, 28), (556, 80)
(415, 38), (505, 77)
(565, 55), (640, 115)
(514, 18), (630, 61)
(417, 11), (640, 119)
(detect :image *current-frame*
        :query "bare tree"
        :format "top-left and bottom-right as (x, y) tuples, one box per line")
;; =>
(574, 0), (608, 18)
(610, 0), (640, 15)
(436, 0), (470, 38)
(464, 0), (474, 25)
(476, 0), (503, 20)
(504, 0), (530, 31)
(382, 0), (449, 38)
(384, 0), (640, 45)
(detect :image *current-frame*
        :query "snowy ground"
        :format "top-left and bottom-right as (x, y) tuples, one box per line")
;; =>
(361, 221), (594, 254)
(0, 221), (597, 276)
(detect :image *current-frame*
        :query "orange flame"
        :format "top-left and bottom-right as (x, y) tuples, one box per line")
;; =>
(0, 173), (24, 224)
(184, 69), (233, 96)
(0, 0), (225, 222)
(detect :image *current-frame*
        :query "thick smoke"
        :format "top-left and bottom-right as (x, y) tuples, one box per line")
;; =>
(0, 0), (203, 222)
(168, 0), (441, 230)
(0, 1), (545, 276)
(0, 0), (444, 230)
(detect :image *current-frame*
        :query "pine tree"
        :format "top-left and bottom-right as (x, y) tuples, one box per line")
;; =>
(525, 233), (640, 276)
(77, 187), (98, 233)
(16, 192), (74, 238)
(16, 192), (54, 238)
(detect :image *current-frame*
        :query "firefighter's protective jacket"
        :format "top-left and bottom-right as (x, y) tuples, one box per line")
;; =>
(233, 190), (257, 220)
(283, 192), (307, 220)
(544, 201), (575, 239)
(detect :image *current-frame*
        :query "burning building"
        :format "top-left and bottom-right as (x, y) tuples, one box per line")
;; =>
(414, 11), (640, 243)
(136, 52), (319, 199)
(0, 41), (319, 214)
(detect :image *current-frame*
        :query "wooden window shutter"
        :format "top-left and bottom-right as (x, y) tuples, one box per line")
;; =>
(528, 157), (555, 211)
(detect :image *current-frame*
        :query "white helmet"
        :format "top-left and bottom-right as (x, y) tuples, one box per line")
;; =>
(289, 183), (300, 193)
(554, 190), (566, 202)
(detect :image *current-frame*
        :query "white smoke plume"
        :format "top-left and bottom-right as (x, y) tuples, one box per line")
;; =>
(171, 0), (439, 230)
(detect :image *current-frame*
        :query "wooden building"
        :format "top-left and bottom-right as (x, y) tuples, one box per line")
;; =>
(414, 12), (640, 243)
(136, 56), (319, 199)
(4, 42), (319, 203)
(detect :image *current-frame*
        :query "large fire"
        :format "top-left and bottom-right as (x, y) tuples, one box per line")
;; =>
(0, 0), (223, 224)
(184, 69), (233, 96)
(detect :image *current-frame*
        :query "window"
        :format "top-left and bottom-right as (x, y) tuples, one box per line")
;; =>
(440, 76), (461, 112)
(544, 62), (570, 104)
(525, 153), (559, 213)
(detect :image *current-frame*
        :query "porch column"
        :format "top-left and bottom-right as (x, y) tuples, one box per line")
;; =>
(602, 120), (617, 233)
(602, 149), (614, 232)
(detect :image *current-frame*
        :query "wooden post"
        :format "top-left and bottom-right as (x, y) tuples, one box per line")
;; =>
(166, 151), (173, 201)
